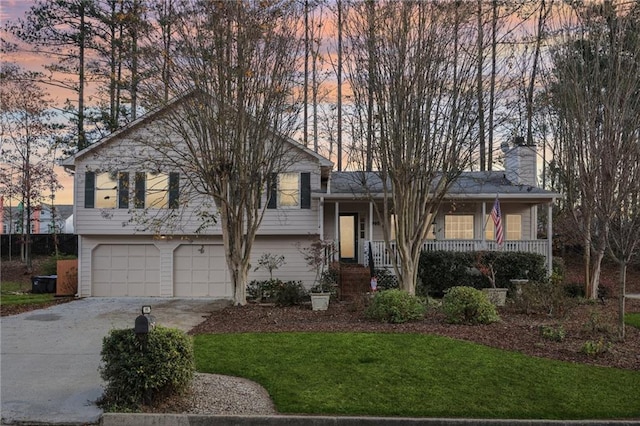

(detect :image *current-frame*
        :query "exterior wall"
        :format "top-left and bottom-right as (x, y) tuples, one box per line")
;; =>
(73, 126), (323, 237)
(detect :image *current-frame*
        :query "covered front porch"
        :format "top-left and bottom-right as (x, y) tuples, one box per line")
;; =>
(319, 198), (555, 277)
(363, 238), (552, 276)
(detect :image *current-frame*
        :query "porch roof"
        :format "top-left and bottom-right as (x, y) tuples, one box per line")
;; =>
(315, 171), (560, 203)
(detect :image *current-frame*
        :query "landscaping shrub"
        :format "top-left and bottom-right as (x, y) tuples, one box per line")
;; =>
(99, 326), (194, 411)
(540, 324), (566, 342)
(247, 279), (282, 303)
(365, 289), (426, 323)
(511, 279), (576, 319)
(275, 280), (308, 307)
(417, 250), (546, 297)
(581, 338), (613, 358)
(442, 286), (500, 325)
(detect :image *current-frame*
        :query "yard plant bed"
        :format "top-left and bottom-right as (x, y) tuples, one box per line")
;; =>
(191, 298), (640, 372)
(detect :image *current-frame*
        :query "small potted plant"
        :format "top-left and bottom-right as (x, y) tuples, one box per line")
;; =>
(300, 238), (337, 311)
(475, 252), (508, 306)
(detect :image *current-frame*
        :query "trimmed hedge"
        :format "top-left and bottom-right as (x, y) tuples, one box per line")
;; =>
(417, 250), (546, 297)
(365, 289), (426, 323)
(99, 326), (194, 411)
(442, 286), (500, 325)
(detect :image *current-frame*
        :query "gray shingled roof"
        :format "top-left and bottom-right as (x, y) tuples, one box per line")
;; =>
(326, 171), (557, 199)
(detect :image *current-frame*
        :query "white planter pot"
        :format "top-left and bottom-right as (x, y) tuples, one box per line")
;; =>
(482, 288), (508, 306)
(310, 293), (331, 311)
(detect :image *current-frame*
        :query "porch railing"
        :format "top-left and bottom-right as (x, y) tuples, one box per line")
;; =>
(364, 239), (550, 271)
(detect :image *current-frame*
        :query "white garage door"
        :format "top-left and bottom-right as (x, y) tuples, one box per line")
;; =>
(92, 244), (160, 296)
(174, 244), (230, 297)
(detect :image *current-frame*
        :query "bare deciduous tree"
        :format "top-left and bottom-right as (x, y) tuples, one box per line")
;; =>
(0, 65), (62, 270)
(129, 0), (304, 305)
(344, 1), (478, 295)
(548, 1), (640, 299)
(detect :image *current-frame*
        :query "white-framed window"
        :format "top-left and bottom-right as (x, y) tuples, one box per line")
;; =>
(444, 215), (474, 239)
(95, 172), (118, 208)
(506, 214), (522, 240)
(278, 172), (299, 207)
(389, 213), (435, 240)
(485, 214), (494, 241)
(146, 172), (169, 209)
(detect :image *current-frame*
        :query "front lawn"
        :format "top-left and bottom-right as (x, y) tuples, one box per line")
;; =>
(194, 332), (640, 420)
(626, 312), (640, 330)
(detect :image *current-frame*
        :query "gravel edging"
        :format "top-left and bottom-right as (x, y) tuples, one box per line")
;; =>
(143, 372), (277, 415)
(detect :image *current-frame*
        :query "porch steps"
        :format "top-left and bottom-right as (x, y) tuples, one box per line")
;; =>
(339, 264), (371, 301)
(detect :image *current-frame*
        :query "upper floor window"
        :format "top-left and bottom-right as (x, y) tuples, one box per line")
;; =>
(85, 171), (178, 209)
(444, 215), (474, 239)
(145, 172), (169, 209)
(267, 172), (311, 209)
(95, 172), (118, 208)
(278, 173), (299, 207)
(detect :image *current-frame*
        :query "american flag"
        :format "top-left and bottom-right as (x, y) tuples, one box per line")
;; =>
(491, 197), (504, 246)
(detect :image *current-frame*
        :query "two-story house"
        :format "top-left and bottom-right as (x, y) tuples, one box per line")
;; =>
(63, 99), (559, 299)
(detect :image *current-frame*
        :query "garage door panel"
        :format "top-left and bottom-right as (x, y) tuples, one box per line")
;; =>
(92, 244), (160, 297)
(174, 245), (229, 297)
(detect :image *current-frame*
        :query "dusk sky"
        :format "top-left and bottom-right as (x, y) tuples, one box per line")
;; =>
(2, 1), (76, 205)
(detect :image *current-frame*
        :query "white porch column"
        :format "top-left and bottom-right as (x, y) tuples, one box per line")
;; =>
(319, 197), (324, 239)
(547, 202), (553, 277)
(481, 201), (487, 244)
(369, 202), (374, 241)
(335, 202), (340, 242)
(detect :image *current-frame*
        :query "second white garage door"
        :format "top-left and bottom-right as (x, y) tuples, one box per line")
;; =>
(173, 244), (230, 297)
(92, 244), (160, 296)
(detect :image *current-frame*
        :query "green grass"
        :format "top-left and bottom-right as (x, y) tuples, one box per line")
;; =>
(194, 333), (640, 419)
(626, 312), (640, 330)
(1, 281), (55, 306)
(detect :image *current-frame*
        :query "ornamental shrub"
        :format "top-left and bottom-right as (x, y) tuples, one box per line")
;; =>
(442, 286), (500, 325)
(99, 326), (194, 411)
(275, 280), (308, 307)
(365, 289), (426, 323)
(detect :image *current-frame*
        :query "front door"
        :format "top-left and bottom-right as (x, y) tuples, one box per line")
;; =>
(339, 213), (358, 263)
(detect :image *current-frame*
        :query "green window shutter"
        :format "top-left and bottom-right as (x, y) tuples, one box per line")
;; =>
(301, 172), (311, 209)
(267, 173), (277, 209)
(134, 172), (145, 209)
(118, 172), (129, 209)
(169, 172), (179, 209)
(84, 171), (95, 208)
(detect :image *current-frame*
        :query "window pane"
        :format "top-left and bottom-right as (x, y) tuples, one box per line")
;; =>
(485, 214), (494, 241)
(146, 173), (169, 209)
(506, 214), (521, 240)
(279, 173), (299, 207)
(444, 215), (474, 239)
(96, 172), (117, 208)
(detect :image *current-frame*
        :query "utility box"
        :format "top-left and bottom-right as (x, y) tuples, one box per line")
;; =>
(31, 275), (57, 294)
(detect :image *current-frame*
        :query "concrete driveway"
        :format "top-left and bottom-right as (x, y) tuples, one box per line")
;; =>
(1, 297), (229, 425)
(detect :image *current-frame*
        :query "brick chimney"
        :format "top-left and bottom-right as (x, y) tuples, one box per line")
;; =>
(504, 137), (537, 186)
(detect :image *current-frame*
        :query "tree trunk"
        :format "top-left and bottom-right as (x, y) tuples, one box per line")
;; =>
(619, 262), (627, 341)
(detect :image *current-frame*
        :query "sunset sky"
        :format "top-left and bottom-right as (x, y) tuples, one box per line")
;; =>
(2, 1), (76, 205)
